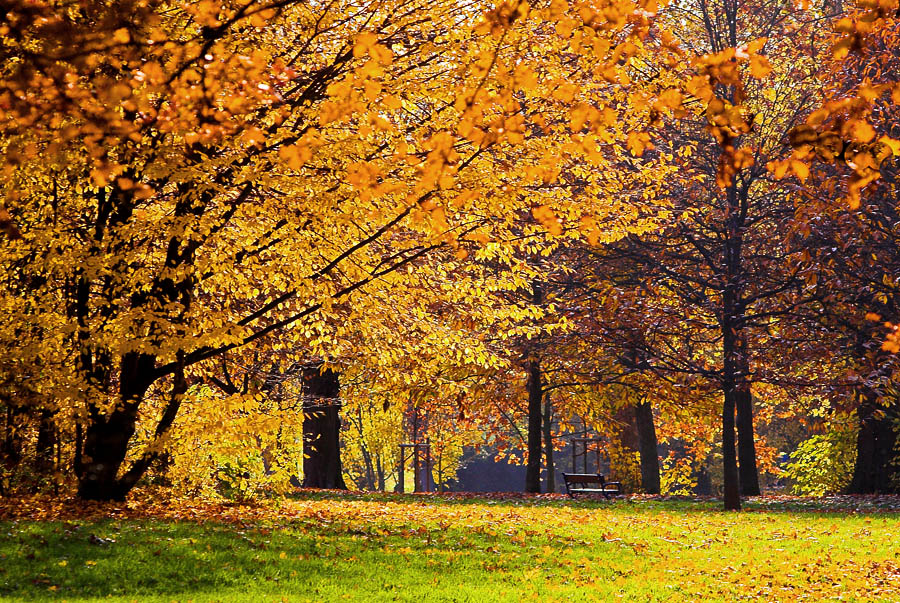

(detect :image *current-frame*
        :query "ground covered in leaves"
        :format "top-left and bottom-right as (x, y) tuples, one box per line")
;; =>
(1, 491), (898, 602)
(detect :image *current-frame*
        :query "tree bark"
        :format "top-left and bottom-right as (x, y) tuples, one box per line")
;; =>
(734, 332), (760, 495)
(77, 352), (157, 501)
(722, 384), (741, 510)
(525, 358), (543, 493)
(1, 403), (25, 483)
(847, 391), (899, 494)
(721, 180), (743, 511)
(543, 392), (554, 493)
(634, 398), (660, 494)
(735, 386), (760, 495)
(301, 365), (346, 490)
(35, 408), (57, 476)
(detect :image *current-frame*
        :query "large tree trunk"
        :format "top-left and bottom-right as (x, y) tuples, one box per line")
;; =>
(634, 398), (660, 494)
(301, 365), (346, 490)
(77, 407), (140, 501)
(721, 302), (742, 511)
(77, 353), (182, 501)
(721, 181), (743, 511)
(77, 357), (150, 500)
(543, 393), (554, 493)
(525, 359), (543, 493)
(847, 392), (899, 494)
(735, 386), (760, 495)
(722, 386), (741, 510)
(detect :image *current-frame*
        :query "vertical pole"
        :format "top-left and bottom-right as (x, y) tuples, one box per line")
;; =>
(398, 447), (405, 493)
(412, 409), (420, 493)
(412, 445), (419, 492)
(437, 445), (442, 493)
(572, 438), (576, 474)
(425, 439), (432, 493)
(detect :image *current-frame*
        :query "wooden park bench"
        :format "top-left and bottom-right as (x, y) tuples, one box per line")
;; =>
(562, 473), (623, 499)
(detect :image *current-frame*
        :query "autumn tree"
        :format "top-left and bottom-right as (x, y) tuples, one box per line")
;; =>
(782, 5), (900, 492)
(2, 0), (687, 501)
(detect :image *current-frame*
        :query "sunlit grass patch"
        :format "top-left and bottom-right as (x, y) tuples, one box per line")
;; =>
(1, 492), (898, 601)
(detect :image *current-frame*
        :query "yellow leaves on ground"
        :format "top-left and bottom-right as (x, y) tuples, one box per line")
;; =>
(4, 493), (900, 601)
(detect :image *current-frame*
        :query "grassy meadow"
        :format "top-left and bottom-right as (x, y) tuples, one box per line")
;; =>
(1, 492), (898, 602)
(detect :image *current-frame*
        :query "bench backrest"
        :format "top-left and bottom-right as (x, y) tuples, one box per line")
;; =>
(563, 473), (605, 485)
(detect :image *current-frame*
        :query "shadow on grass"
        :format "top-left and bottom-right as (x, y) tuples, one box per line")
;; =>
(285, 489), (900, 516)
(0, 519), (336, 601)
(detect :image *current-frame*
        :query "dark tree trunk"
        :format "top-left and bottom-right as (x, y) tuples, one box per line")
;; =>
(696, 463), (713, 495)
(302, 365), (346, 490)
(74, 421), (84, 479)
(77, 407), (140, 501)
(35, 408), (56, 475)
(376, 454), (385, 492)
(543, 393), (554, 493)
(634, 399), (660, 494)
(722, 385), (741, 511)
(721, 181), (743, 511)
(847, 392), (899, 494)
(525, 359), (543, 494)
(735, 334), (759, 495)
(735, 386), (760, 495)
(1, 403), (25, 484)
(78, 352), (187, 501)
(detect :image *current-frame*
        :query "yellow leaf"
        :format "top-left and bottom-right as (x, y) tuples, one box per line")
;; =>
(627, 131), (653, 157)
(843, 120), (875, 144)
(113, 28), (130, 44)
(279, 144), (312, 170)
(749, 55), (771, 79)
(790, 160), (809, 181)
(532, 205), (562, 236)
(878, 136), (900, 156)
(353, 32), (379, 58)
(654, 88), (682, 111)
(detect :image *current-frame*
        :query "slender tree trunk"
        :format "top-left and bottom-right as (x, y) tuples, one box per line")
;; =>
(721, 180), (743, 511)
(634, 398), (660, 494)
(35, 408), (56, 475)
(721, 280), (742, 510)
(735, 386), (760, 495)
(74, 421), (83, 479)
(301, 365), (346, 490)
(847, 391), (899, 494)
(357, 408), (376, 490)
(375, 454), (385, 491)
(543, 393), (554, 493)
(1, 403), (25, 483)
(525, 359), (543, 493)
(734, 333), (760, 495)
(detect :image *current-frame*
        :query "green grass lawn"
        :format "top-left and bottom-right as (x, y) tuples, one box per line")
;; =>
(1, 492), (898, 602)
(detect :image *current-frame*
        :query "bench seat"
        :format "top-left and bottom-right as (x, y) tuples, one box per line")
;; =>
(562, 473), (623, 499)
